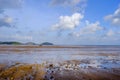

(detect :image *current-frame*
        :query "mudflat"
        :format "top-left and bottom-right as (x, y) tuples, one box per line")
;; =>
(0, 45), (120, 80)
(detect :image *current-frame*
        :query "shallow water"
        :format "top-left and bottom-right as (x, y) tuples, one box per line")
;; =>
(0, 45), (120, 69)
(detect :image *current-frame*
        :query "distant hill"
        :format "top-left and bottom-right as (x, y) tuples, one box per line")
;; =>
(25, 42), (36, 45)
(0, 41), (22, 45)
(40, 42), (53, 46)
(0, 41), (54, 45)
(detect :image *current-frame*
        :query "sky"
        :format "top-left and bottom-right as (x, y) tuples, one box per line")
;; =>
(0, 0), (120, 45)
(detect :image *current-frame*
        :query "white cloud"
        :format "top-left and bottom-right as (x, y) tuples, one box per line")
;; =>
(102, 30), (120, 41)
(104, 7), (120, 26)
(50, 0), (87, 13)
(81, 21), (103, 33)
(51, 0), (84, 6)
(106, 29), (115, 37)
(12, 34), (33, 41)
(0, 16), (13, 27)
(70, 21), (104, 37)
(0, 34), (33, 42)
(0, 0), (24, 27)
(0, 0), (23, 10)
(52, 13), (84, 30)
(105, 29), (120, 37)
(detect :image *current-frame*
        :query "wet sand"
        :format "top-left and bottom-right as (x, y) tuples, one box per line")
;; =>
(0, 45), (120, 80)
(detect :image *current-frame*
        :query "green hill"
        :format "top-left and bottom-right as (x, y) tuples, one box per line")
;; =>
(40, 42), (53, 46)
(0, 41), (22, 45)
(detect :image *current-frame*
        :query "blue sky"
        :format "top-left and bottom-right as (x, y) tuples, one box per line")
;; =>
(0, 0), (120, 45)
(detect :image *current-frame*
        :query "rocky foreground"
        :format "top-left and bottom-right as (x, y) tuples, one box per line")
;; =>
(0, 61), (120, 80)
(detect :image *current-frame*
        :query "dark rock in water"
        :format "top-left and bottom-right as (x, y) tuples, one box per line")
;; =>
(50, 76), (54, 79)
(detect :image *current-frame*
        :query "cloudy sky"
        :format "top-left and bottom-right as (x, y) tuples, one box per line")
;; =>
(0, 0), (120, 45)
